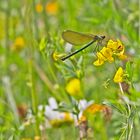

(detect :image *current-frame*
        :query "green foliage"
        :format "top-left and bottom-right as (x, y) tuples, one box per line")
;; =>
(0, 0), (139, 139)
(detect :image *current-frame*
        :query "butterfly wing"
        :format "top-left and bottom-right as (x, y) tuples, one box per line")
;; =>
(62, 30), (94, 46)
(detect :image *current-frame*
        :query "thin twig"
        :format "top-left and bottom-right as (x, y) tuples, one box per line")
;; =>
(2, 76), (20, 124)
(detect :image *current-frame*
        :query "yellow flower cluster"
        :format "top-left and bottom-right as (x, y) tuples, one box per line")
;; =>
(93, 40), (127, 66)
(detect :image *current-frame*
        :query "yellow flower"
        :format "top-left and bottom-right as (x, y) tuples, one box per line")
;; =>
(45, 1), (58, 15)
(94, 39), (127, 66)
(50, 113), (73, 127)
(14, 37), (25, 46)
(93, 47), (114, 66)
(107, 39), (123, 51)
(64, 112), (73, 122)
(66, 78), (83, 99)
(78, 115), (87, 124)
(101, 47), (114, 62)
(116, 50), (127, 60)
(107, 39), (127, 59)
(113, 67), (124, 83)
(83, 104), (105, 115)
(116, 40), (124, 51)
(97, 49), (107, 61)
(118, 54), (127, 60)
(114, 43), (127, 60)
(93, 59), (104, 66)
(12, 37), (25, 51)
(107, 40), (117, 50)
(82, 103), (112, 120)
(93, 48), (106, 66)
(35, 3), (43, 13)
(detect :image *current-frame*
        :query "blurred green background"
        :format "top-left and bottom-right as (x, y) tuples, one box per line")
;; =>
(0, 0), (139, 140)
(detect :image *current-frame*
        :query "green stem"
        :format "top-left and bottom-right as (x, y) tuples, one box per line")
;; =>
(119, 82), (124, 95)
(29, 60), (40, 136)
(32, 0), (39, 39)
(24, 0), (40, 135)
(29, 60), (38, 114)
(119, 83), (133, 140)
(4, 0), (10, 75)
(113, 59), (118, 71)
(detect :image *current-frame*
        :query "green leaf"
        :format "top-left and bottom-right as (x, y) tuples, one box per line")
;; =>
(125, 61), (133, 81)
(39, 37), (47, 52)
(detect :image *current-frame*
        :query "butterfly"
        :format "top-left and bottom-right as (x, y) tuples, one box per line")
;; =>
(61, 30), (105, 61)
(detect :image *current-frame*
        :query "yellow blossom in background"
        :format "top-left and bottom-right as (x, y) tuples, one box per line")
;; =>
(14, 37), (25, 46)
(45, 1), (58, 15)
(50, 120), (62, 127)
(64, 112), (73, 122)
(21, 138), (32, 140)
(83, 104), (106, 115)
(12, 36), (25, 51)
(78, 115), (87, 124)
(82, 104), (112, 121)
(66, 78), (83, 99)
(50, 113), (73, 127)
(35, 3), (43, 13)
(113, 67), (124, 83)
(34, 136), (41, 140)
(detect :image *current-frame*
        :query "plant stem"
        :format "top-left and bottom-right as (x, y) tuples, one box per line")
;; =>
(2, 76), (20, 125)
(24, 0), (40, 136)
(119, 83), (134, 140)
(119, 82), (124, 95)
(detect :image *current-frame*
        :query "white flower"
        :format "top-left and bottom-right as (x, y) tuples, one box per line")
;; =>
(75, 99), (94, 124)
(78, 99), (94, 111)
(43, 97), (73, 127)
(44, 98), (94, 126)
(65, 43), (73, 52)
(25, 97), (94, 128)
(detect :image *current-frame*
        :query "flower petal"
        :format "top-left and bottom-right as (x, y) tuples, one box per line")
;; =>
(113, 67), (124, 83)
(66, 78), (83, 99)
